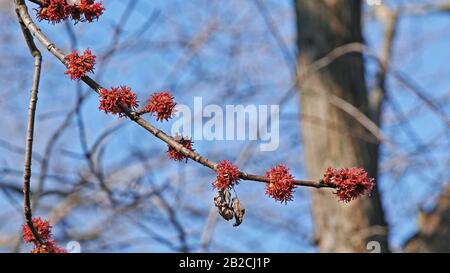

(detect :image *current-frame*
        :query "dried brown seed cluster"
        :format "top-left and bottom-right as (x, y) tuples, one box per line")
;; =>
(214, 189), (245, 227)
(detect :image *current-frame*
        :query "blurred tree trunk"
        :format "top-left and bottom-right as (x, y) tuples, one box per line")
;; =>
(404, 184), (450, 252)
(294, 0), (389, 252)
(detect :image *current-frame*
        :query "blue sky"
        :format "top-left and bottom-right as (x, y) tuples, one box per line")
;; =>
(0, 0), (449, 252)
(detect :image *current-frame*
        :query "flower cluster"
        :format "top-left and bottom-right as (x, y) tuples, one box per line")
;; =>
(323, 167), (375, 202)
(146, 91), (176, 122)
(167, 135), (194, 162)
(36, 0), (71, 23)
(99, 86), (139, 116)
(70, 0), (105, 23)
(36, 0), (104, 24)
(64, 49), (96, 80)
(265, 165), (295, 203)
(22, 217), (51, 242)
(213, 160), (241, 190)
(22, 217), (66, 253)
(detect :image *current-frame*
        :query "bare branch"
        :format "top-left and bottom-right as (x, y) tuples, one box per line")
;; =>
(15, 0), (44, 245)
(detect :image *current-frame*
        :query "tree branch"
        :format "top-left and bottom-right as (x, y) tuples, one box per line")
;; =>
(27, 0), (47, 7)
(15, 0), (45, 245)
(15, 1), (332, 192)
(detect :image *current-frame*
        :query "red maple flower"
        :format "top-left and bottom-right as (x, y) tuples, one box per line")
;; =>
(36, 0), (71, 24)
(322, 167), (375, 202)
(167, 135), (194, 162)
(71, 0), (105, 23)
(145, 91), (176, 122)
(213, 160), (241, 190)
(265, 165), (295, 203)
(64, 49), (96, 80)
(22, 217), (52, 243)
(22, 217), (66, 253)
(99, 86), (139, 116)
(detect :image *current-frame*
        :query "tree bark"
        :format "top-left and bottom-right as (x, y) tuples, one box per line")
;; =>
(294, 0), (389, 252)
(404, 184), (450, 253)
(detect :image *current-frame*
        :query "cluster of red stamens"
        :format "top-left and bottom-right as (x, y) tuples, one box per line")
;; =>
(323, 167), (375, 202)
(36, 0), (104, 24)
(99, 86), (139, 116)
(146, 92), (177, 122)
(167, 135), (194, 162)
(213, 160), (241, 190)
(22, 218), (66, 253)
(64, 49), (96, 80)
(265, 165), (295, 204)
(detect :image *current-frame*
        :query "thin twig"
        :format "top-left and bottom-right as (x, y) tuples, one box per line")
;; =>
(27, 0), (47, 7)
(16, 1), (45, 245)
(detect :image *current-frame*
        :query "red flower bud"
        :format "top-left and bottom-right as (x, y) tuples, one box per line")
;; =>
(167, 135), (194, 162)
(35, 0), (104, 24)
(99, 86), (139, 116)
(64, 49), (96, 80)
(213, 160), (241, 190)
(71, 0), (105, 23)
(323, 167), (375, 202)
(36, 0), (71, 24)
(22, 217), (66, 253)
(22, 217), (52, 243)
(146, 91), (176, 122)
(265, 165), (295, 204)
